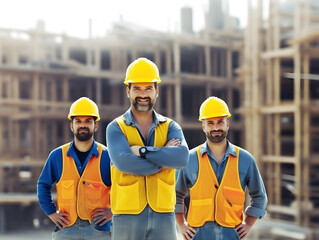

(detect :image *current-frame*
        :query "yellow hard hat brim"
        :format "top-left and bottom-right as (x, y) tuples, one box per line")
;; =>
(123, 78), (161, 85)
(199, 113), (231, 121)
(68, 114), (100, 121)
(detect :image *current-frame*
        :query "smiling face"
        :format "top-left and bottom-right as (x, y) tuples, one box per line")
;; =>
(127, 82), (159, 112)
(202, 116), (229, 144)
(70, 116), (98, 142)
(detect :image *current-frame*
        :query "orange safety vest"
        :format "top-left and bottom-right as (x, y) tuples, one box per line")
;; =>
(111, 116), (176, 214)
(187, 145), (245, 228)
(56, 143), (111, 227)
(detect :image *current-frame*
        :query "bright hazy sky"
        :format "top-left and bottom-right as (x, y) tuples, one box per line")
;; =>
(0, 0), (265, 38)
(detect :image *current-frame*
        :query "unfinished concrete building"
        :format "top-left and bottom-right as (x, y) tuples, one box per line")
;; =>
(242, 0), (319, 239)
(0, 0), (243, 231)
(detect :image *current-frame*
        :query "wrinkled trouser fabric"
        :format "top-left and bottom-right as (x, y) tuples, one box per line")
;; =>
(52, 218), (111, 240)
(112, 205), (177, 240)
(192, 221), (240, 240)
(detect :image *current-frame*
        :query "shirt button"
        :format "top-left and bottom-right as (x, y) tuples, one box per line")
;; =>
(215, 185), (218, 189)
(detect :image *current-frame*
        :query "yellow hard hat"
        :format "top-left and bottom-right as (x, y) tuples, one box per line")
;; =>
(124, 57), (161, 85)
(68, 97), (100, 121)
(199, 96), (231, 121)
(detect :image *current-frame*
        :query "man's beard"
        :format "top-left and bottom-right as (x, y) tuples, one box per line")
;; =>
(206, 130), (227, 143)
(132, 97), (155, 112)
(75, 128), (93, 141)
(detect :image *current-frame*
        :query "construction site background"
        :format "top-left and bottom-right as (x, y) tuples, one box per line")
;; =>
(0, 0), (319, 239)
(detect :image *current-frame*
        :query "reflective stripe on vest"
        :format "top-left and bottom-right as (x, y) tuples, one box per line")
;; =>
(111, 116), (175, 214)
(187, 145), (245, 228)
(56, 143), (110, 226)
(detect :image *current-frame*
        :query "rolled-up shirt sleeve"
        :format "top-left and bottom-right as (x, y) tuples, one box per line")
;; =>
(175, 149), (197, 214)
(175, 168), (190, 213)
(244, 153), (268, 218)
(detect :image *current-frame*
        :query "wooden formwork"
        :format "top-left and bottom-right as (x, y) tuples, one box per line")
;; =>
(242, 0), (319, 236)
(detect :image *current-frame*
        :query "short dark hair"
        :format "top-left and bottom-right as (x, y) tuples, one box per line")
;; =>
(128, 82), (158, 89)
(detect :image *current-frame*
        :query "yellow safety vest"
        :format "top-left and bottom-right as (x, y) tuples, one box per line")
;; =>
(56, 143), (111, 227)
(111, 116), (175, 214)
(187, 145), (245, 228)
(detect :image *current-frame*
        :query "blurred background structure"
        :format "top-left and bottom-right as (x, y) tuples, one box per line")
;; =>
(242, 0), (319, 239)
(0, 0), (319, 239)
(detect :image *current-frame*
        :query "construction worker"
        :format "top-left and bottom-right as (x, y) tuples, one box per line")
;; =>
(106, 57), (189, 240)
(37, 97), (112, 240)
(175, 96), (268, 240)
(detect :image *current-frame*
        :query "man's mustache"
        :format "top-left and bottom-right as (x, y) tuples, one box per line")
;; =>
(135, 97), (151, 101)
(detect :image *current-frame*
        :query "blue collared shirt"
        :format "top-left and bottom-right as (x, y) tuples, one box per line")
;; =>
(106, 109), (189, 176)
(37, 140), (111, 231)
(175, 141), (267, 219)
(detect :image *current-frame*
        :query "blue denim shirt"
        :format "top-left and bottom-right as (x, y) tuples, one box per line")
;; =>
(106, 109), (189, 176)
(175, 141), (267, 219)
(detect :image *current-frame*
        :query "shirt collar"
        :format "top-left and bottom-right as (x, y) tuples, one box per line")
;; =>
(200, 140), (238, 159)
(123, 108), (167, 126)
(67, 140), (99, 157)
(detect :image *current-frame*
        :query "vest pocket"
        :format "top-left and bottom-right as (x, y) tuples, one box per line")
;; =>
(222, 187), (245, 206)
(223, 200), (242, 225)
(156, 178), (175, 210)
(115, 180), (141, 211)
(61, 180), (74, 199)
(222, 187), (244, 224)
(82, 180), (102, 203)
(188, 198), (213, 224)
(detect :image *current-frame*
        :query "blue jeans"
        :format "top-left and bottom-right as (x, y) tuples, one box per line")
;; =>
(52, 218), (111, 240)
(192, 221), (240, 240)
(112, 205), (177, 240)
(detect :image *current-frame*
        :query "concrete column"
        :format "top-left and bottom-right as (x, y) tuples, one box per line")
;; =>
(49, 120), (58, 151)
(221, 50), (226, 77)
(227, 45), (232, 81)
(205, 82), (211, 98)
(154, 50), (161, 72)
(64, 121), (71, 143)
(86, 80), (93, 99)
(205, 46), (211, 76)
(94, 45), (101, 70)
(12, 76), (19, 99)
(165, 47), (172, 74)
(40, 78), (46, 101)
(51, 79), (57, 102)
(32, 119), (41, 158)
(7, 118), (14, 154)
(33, 73), (40, 100)
(173, 42), (181, 123)
(213, 49), (218, 76)
(96, 78), (102, 106)
(62, 76), (69, 102)
(166, 86), (173, 118)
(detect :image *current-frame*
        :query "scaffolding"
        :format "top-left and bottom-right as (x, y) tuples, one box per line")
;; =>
(243, 0), (319, 238)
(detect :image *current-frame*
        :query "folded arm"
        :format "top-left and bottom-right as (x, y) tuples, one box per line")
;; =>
(106, 121), (162, 176)
(142, 121), (189, 169)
